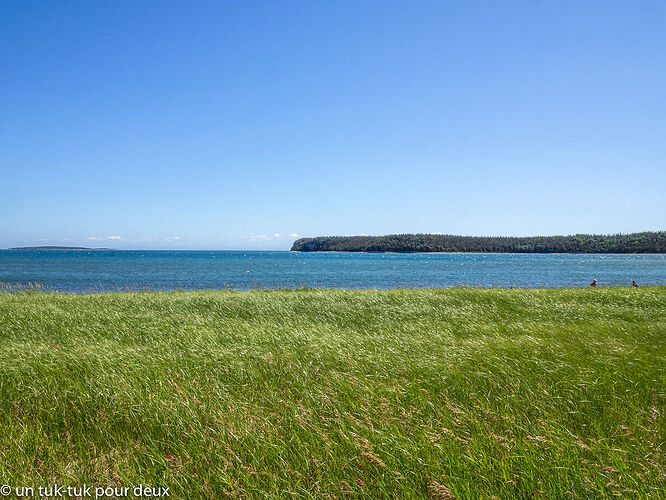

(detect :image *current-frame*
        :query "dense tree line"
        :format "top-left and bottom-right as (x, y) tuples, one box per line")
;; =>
(291, 232), (666, 253)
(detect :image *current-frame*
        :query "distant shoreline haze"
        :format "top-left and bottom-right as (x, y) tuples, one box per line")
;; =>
(9, 246), (116, 251)
(291, 232), (666, 254)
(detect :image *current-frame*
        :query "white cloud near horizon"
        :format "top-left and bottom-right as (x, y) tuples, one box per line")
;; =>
(244, 233), (296, 242)
(87, 236), (125, 241)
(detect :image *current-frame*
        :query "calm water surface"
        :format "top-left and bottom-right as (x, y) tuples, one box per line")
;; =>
(1, 250), (664, 293)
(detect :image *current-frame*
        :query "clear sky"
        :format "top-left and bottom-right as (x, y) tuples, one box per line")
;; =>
(2, 1), (665, 250)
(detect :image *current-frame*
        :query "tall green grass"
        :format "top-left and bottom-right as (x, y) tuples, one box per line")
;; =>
(0, 288), (664, 498)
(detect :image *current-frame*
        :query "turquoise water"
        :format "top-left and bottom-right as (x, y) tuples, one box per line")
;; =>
(1, 250), (664, 293)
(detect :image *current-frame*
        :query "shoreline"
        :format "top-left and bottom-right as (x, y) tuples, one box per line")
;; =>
(2, 285), (664, 296)
(289, 250), (666, 255)
(4, 249), (664, 255)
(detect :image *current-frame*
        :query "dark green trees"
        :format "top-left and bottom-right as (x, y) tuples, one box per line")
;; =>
(291, 232), (666, 253)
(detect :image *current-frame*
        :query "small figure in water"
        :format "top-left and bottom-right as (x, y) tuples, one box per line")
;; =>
(590, 279), (597, 287)
(632, 280), (639, 287)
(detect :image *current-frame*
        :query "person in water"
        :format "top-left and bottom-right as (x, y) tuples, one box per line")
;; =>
(632, 280), (639, 287)
(590, 279), (597, 287)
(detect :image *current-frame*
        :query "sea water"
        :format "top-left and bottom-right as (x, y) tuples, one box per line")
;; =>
(0, 250), (664, 293)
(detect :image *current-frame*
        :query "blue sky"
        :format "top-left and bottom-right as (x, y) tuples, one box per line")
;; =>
(2, 1), (665, 250)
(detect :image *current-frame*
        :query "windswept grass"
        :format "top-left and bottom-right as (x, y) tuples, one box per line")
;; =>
(0, 288), (664, 498)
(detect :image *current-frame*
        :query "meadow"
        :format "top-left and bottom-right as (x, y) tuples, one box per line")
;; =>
(0, 288), (664, 499)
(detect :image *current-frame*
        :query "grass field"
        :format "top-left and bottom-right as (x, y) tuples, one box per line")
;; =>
(0, 288), (664, 499)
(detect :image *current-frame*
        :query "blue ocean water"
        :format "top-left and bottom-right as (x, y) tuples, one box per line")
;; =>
(0, 250), (664, 293)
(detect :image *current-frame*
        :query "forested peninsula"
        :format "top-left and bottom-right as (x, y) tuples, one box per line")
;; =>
(291, 232), (666, 254)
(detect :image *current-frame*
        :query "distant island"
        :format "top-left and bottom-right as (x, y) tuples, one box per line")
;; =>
(9, 246), (115, 251)
(291, 231), (666, 254)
